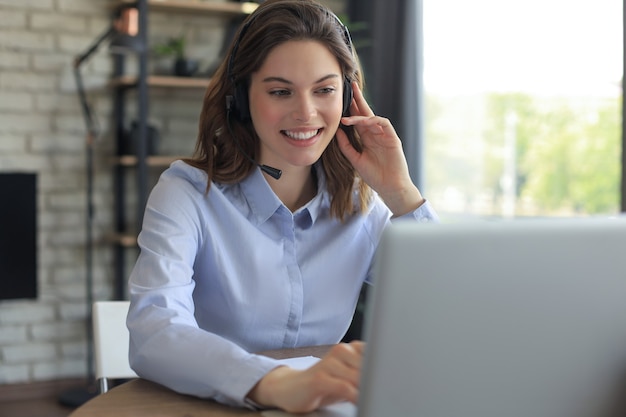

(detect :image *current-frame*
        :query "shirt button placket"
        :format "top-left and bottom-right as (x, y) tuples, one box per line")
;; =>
(279, 209), (304, 347)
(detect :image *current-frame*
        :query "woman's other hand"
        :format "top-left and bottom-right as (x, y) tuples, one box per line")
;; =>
(246, 341), (364, 413)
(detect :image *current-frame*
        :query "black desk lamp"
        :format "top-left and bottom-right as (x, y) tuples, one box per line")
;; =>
(58, 6), (142, 408)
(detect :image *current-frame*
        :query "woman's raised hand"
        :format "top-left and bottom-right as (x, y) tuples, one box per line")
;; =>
(336, 83), (424, 216)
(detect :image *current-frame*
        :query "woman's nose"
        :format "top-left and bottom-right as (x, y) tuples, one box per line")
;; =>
(292, 95), (316, 121)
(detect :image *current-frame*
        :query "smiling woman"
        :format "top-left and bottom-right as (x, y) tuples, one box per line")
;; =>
(124, 0), (438, 414)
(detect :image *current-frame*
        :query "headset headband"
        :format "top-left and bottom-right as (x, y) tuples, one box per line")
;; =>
(227, 4), (353, 84)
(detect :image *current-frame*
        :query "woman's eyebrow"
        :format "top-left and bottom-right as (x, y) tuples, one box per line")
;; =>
(262, 74), (340, 84)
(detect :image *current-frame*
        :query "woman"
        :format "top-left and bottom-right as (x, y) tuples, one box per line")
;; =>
(127, 0), (438, 413)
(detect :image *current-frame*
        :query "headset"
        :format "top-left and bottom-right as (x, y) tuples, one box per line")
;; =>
(225, 3), (355, 123)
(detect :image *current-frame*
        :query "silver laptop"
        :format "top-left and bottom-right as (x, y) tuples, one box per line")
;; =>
(264, 218), (626, 417)
(357, 217), (626, 417)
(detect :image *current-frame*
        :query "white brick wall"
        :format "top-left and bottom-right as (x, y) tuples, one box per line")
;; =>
(0, 0), (173, 385)
(0, 0), (345, 386)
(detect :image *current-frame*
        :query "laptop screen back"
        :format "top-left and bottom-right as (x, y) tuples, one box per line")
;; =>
(358, 218), (626, 417)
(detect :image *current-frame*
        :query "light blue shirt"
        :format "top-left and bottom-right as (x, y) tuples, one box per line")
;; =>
(127, 160), (438, 407)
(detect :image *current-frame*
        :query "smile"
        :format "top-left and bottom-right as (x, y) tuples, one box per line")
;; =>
(281, 129), (322, 141)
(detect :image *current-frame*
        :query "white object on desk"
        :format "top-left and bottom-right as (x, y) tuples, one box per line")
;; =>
(262, 401), (356, 417)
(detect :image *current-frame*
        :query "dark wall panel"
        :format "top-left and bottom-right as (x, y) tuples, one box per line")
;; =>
(0, 173), (37, 300)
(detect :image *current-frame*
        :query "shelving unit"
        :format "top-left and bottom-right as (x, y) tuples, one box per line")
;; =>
(118, 0), (258, 16)
(115, 154), (183, 167)
(110, 0), (257, 299)
(110, 74), (211, 88)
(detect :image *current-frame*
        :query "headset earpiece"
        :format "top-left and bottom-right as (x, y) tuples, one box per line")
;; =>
(342, 78), (353, 116)
(230, 80), (250, 123)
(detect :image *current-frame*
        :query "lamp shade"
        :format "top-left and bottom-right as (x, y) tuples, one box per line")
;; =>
(110, 7), (143, 54)
(109, 32), (144, 54)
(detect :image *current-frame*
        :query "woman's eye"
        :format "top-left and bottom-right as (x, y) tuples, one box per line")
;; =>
(317, 87), (336, 94)
(269, 89), (291, 97)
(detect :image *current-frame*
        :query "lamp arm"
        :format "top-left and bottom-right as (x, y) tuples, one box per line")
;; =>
(73, 25), (115, 143)
(74, 26), (115, 69)
(73, 65), (100, 144)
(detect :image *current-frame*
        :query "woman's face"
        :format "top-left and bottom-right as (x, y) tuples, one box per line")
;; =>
(248, 40), (344, 172)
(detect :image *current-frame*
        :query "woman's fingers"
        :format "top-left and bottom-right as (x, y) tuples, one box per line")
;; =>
(331, 340), (365, 369)
(350, 82), (374, 117)
(341, 115), (400, 152)
(342, 114), (394, 133)
(318, 343), (362, 386)
(305, 342), (363, 404)
(336, 127), (361, 164)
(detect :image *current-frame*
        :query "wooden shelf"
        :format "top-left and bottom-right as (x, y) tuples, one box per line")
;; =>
(117, 0), (258, 16)
(116, 155), (184, 167)
(108, 233), (138, 247)
(111, 75), (211, 89)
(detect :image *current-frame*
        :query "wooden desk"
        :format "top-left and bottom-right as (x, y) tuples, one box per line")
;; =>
(69, 345), (333, 417)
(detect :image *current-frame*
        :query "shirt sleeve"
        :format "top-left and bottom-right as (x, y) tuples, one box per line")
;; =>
(126, 172), (281, 408)
(392, 199), (440, 223)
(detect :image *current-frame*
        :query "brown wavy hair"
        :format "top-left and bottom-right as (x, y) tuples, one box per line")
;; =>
(183, 0), (372, 220)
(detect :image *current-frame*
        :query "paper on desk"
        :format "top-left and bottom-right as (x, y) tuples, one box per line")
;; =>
(261, 356), (357, 417)
(262, 401), (357, 417)
(275, 355), (320, 370)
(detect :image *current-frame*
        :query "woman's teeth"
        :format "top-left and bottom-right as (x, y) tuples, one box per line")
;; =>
(283, 129), (320, 140)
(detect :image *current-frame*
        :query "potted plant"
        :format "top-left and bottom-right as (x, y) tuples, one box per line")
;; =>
(153, 35), (199, 77)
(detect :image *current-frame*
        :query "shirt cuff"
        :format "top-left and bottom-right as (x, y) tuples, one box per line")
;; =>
(243, 397), (271, 411)
(393, 199), (439, 223)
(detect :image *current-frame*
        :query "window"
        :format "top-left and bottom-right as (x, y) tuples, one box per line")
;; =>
(422, 0), (623, 220)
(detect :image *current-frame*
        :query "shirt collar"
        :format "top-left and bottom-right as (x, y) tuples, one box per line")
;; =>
(301, 163), (330, 225)
(238, 163), (331, 227)
(239, 167), (283, 225)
